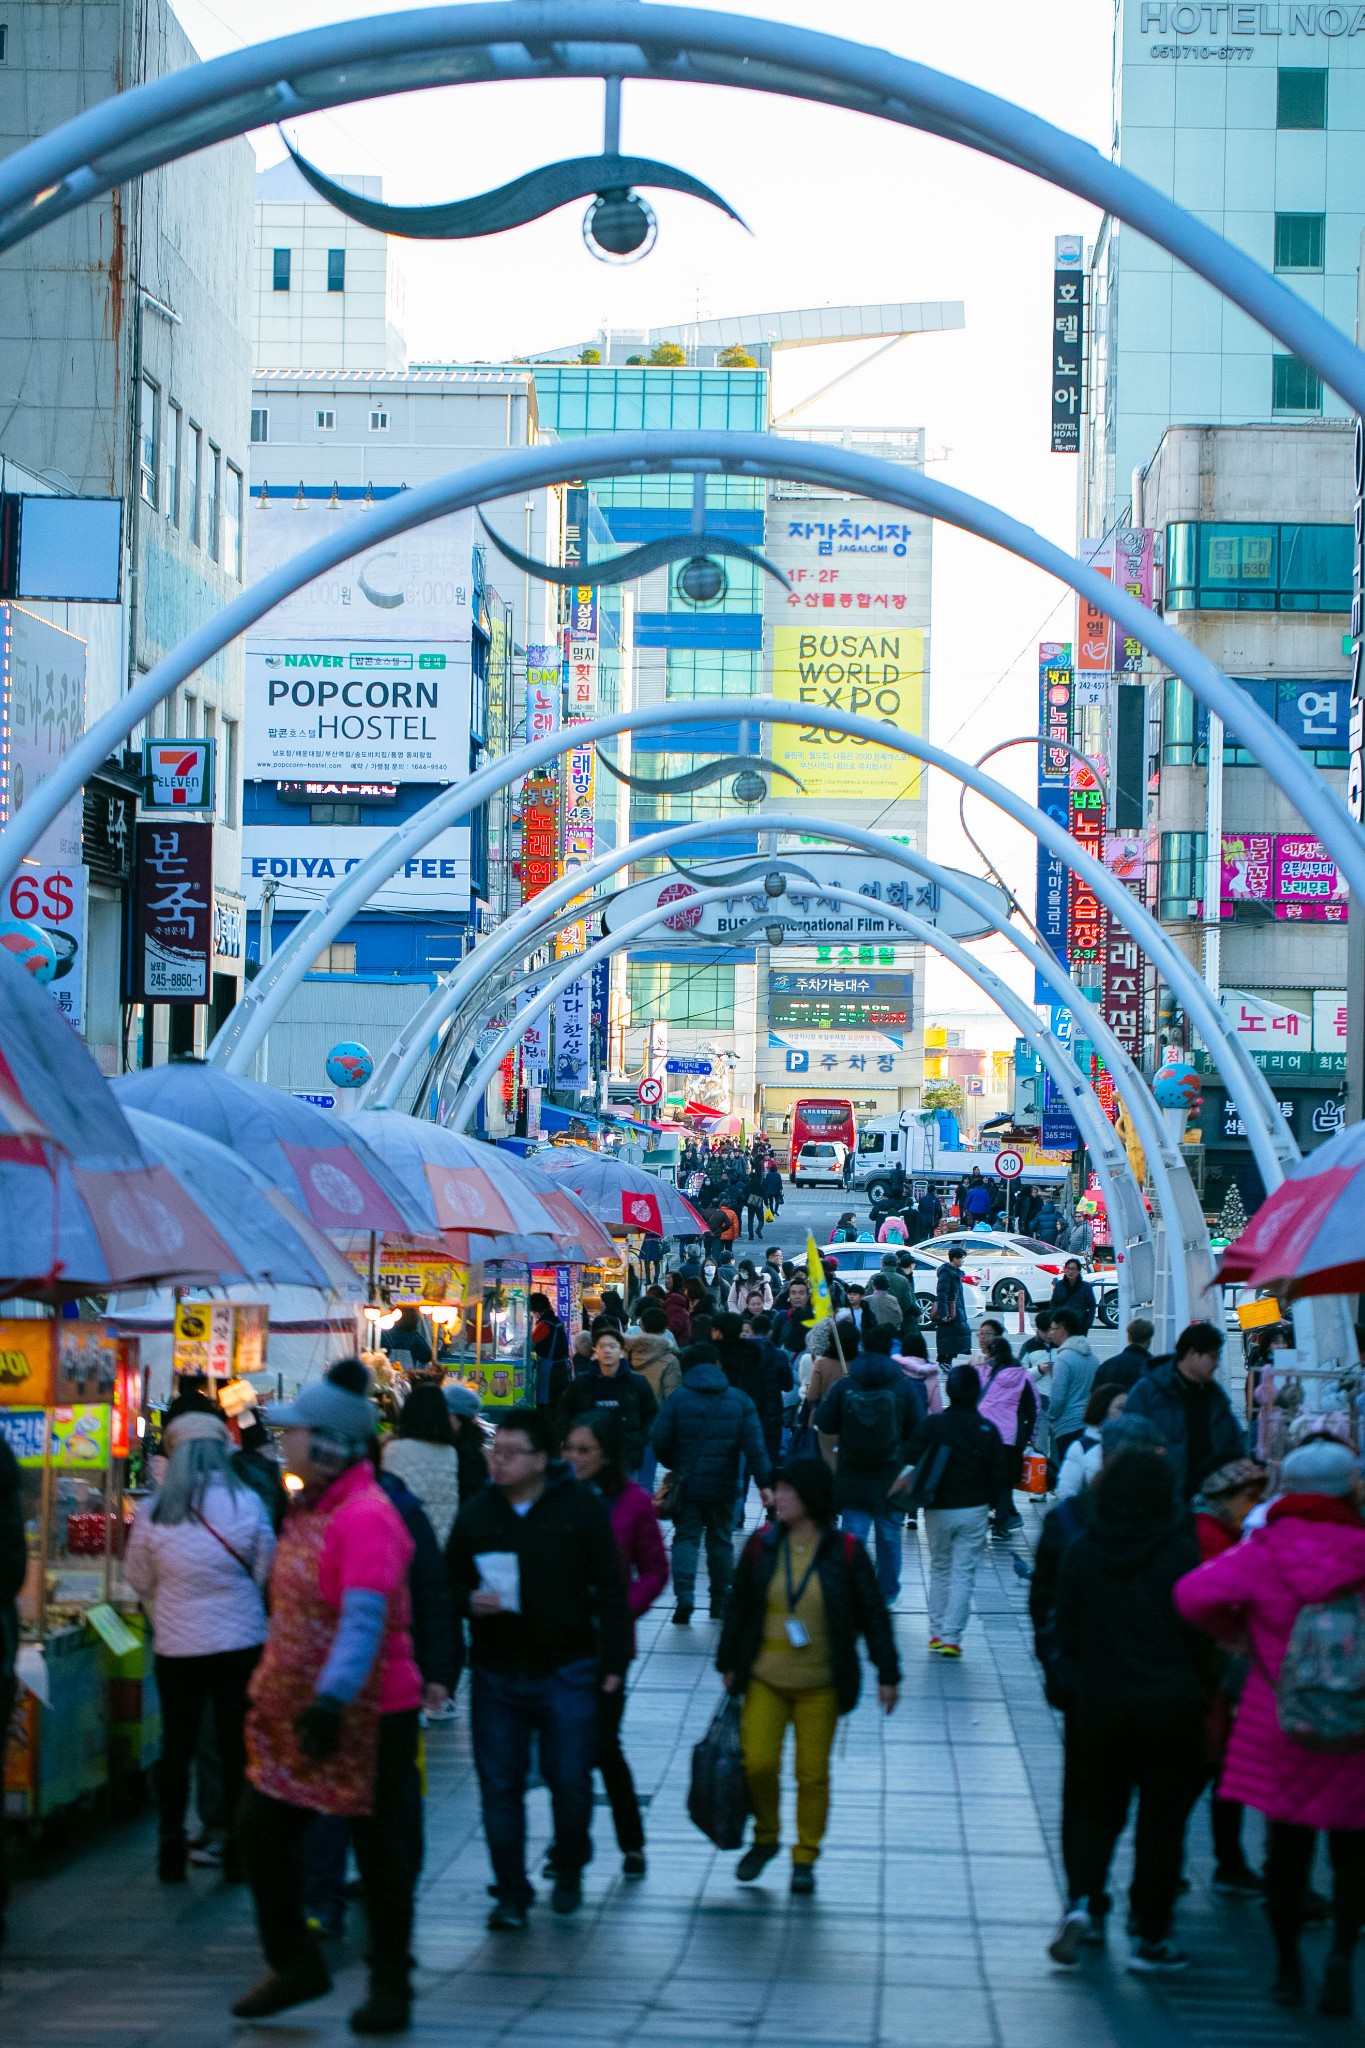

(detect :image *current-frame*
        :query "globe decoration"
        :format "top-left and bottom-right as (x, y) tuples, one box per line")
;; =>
(326, 1042), (374, 1089)
(1152, 1058), (1202, 1112)
(0, 917), (58, 983)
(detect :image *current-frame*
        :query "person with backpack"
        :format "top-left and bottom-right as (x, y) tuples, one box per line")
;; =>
(813, 1326), (922, 1604)
(651, 1343), (772, 1625)
(1176, 1438), (1365, 2014)
(976, 1337), (1039, 1538)
(717, 1456), (900, 1893)
(931, 1247), (972, 1366)
(904, 1366), (1011, 1657)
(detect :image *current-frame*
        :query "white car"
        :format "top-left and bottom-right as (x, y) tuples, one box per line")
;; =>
(790, 1140), (849, 1188)
(912, 1230), (1110, 1322)
(798, 1242), (989, 1324)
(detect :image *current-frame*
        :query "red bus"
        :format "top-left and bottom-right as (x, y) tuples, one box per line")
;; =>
(788, 1098), (857, 1175)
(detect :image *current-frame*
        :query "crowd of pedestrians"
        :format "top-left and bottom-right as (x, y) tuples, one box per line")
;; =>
(23, 1173), (1365, 2032)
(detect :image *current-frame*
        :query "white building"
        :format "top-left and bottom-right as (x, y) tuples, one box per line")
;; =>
(253, 160), (406, 373)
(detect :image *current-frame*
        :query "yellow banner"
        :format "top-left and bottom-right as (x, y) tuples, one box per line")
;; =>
(770, 626), (924, 799)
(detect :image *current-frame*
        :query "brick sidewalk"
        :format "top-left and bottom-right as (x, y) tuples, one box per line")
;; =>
(0, 1517), (1347, 2046)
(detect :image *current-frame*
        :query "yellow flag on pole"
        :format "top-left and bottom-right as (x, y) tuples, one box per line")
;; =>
(806, 1234), (833, 1321)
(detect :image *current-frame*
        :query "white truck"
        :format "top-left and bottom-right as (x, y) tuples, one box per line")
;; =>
(851, 1112), (1058, 1205)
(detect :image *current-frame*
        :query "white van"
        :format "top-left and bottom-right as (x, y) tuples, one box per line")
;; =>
(791, 1140), (848, 1188)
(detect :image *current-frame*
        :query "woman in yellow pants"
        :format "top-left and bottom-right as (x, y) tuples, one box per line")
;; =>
(718, 1456), (900, 1893)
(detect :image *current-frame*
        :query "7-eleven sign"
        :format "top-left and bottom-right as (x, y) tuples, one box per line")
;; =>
(143, 739), (215, 811)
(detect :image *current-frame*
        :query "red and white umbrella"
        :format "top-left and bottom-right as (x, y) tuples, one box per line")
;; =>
(529, 1148), (706, 1238)
(348, 1111), (569, 1238)
(1219, 1120), (1365, 1296)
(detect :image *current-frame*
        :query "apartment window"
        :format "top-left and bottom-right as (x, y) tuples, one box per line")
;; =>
(625, 962), (735, 1029)
(165, 403), (181, 525)
(0, 26), (8, 60)
(369, 409), (389, 432)
(1273, 354), (1323, 415)
(225, 463), (243, 579)
(315, 409), (336, 431)
(203, 705), (217, 796)
(183, 692), (198, 739)
(223, 718), (239, 828)
(1165, 521), (1350, 612)
(665, 648), (760, 698)
(186, 425), (202, 545)
(206, 444), (221, 562)
(327, 248), (346, 293)
(250, 408), (269, 444)
(311, 943), (357, 974)
(272, 247), (292, 291)
(1275, 212), (1325, 273)
(138, 376), (158, 507)
(1162, 674), (1198, 766)
(309, 802), (361, 825)
(1277, 67), (1327, 129)
(1158, 832), (1207, 922)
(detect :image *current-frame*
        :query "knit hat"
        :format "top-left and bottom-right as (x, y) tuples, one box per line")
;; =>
(1281, 1439), (1362, 1500)
(1100, 1413), (1164, 1461)
(775, 1455), (835, 1525)
(443, 1382), (483, 1419)
(1198, 1456), (1267, 1503)
(271, 1376), (378, 1443)
(865, 1291), (904, 1330)
(163, 1410), (229, 1450)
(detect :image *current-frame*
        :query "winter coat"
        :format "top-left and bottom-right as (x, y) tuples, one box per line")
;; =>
(774, 1305), (816, 1356)
(376, 1470), (458, 1694)
(976, 1363), (1039, 1455)
(933, 1264), (970, 1359)
(1047, 1274), (1097, 1334)
(727, 1274), (772, 1314)
(531, 1317), (571, 1407)
(381, 1436), (462, 1551)
(125, 1476), (275, 1657)
(898, 1352), (943, 1414)
(1055, 1505), (1215, 1722)
(1123, 1360), (1244, 1501)
(963, 1181), (992, 1222)
(606, 1480), (670, 1657)
(905, 1408), (1010, 1512)
(718, 1521), (902, 1714)
(626, 1331), (682, 1407)
(1028, 1489), (1093, 1701)
(877, 1216), (908, 1244)
(729, 1336), (793, 1458)
(803, 1349), (847, 1416)
(815, 1353), (923, 1513)
(661, 1292), (693, 1344)
(1035, 1202), (1062, 1243)
(446, 1463), (631, 1679)
(651, 1362), (771, 1506)
(1056, 1426), (1102, 1500)
(555, 1362), (659, 1474)
(1047, 1335), (1100, 1443)
(1095, 1343), (1152, 1393)
(1175, 1496), (1365, 1829)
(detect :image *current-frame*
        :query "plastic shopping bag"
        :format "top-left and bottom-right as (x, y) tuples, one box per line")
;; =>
(688, 1691), (750, 1849)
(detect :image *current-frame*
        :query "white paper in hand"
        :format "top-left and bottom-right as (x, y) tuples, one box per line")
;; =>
(475, 1551), (521, 1613)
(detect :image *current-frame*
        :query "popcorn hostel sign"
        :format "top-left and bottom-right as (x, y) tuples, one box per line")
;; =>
(244, 645), (469, 782)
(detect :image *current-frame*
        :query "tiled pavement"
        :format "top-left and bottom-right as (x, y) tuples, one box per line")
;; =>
(0, 1516), (1352, 2047)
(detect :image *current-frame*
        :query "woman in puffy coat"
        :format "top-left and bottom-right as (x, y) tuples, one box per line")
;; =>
(1176, 1438), (1365, 2014)
(381, 1383), (462, 1550)
(976, 1337), (1040, 1536)
(562, 1409), (669, 1876)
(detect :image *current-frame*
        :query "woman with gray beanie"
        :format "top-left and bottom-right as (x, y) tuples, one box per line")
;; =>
(232, 1365), (422, 2036)
(125, 1408), (275, 1884)
(1178, 1438), (1365, 2015)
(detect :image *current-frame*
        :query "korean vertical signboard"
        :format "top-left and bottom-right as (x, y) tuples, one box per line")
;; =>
(1035, 641), (1072, 1000)
(134, 822), (213, 1001)
(1050, 234), (1084, 455)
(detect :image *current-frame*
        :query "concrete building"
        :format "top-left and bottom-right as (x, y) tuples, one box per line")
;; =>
(252, 160), (406, 372)
(1136, 421), (1352, 1213)
(0, 0), (255, 1071)
(1082, 1), (1365, 536)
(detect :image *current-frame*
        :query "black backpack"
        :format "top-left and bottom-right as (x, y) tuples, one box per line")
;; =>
(840, 1385), (899, 1469)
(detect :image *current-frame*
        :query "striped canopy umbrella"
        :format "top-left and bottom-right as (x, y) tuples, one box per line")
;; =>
(347, 1111), (569, 1238)
(1218, 1119), (1365, 1296)
(528, 1148), (707, 1238)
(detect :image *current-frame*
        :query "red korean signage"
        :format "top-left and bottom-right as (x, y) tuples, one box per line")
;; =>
(134, 821), (212, 1002)
(1066, 789), (1107, 966)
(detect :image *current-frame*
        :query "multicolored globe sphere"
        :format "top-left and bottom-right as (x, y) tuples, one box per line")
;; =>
(0, 917), (59, 984)
(325, 1042), (374, 1089)
(1152, 1059), (1202, 1111)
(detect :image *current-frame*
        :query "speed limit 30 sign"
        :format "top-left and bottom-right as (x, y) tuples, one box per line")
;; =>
(637, 1076), (664, 1105)
(993, 1147), (1025, 1180)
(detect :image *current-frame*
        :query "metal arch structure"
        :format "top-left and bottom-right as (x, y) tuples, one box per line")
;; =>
(3, 1), (1365, 419)
(0, 433), (1326, 1186)
(442, 880), (1149, 1337)
(362, 809), (1211, 1335)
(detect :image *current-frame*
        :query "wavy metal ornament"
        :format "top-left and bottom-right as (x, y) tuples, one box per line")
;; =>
(593, 752), (804, 799)
(477, 513), (791, 594)
(666, 856), (821, 892)
(283, 139), (745, 243)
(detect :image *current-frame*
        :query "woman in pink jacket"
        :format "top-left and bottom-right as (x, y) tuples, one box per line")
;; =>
(564, 1408), (669, 1876)
(1176, 1438), (1365, 2016)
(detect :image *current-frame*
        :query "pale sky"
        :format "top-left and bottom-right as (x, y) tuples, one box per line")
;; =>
(177, 0), (1114, 1019)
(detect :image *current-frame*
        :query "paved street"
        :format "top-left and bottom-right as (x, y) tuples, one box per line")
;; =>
(0, 1504), (1333, 2048)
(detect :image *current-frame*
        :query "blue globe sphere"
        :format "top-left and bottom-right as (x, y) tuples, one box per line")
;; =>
(1152, 1059), (1201, 1111)
(326, 1041), (374, 1089)
(0, 917), (58, 984)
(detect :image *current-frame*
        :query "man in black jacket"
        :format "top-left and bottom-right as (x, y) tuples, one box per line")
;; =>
(0, 1433), (24, 1951)
(1123, 1323), (1244, 1501)
(1047, 1259), (1098, 1335)
(652, 1347), (772, 1624)
(553, 1328), (658, 1476)
(905, 1365), (1009, 1656)
(446, 1407), (631, 1929)
(1095, 1318), (1155, 1395)
(814, 1328), (922, 1604)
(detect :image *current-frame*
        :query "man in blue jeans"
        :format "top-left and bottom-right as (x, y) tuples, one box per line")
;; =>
(813, 1326), (923, 1605)
(446, 1407), (631, 1930)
